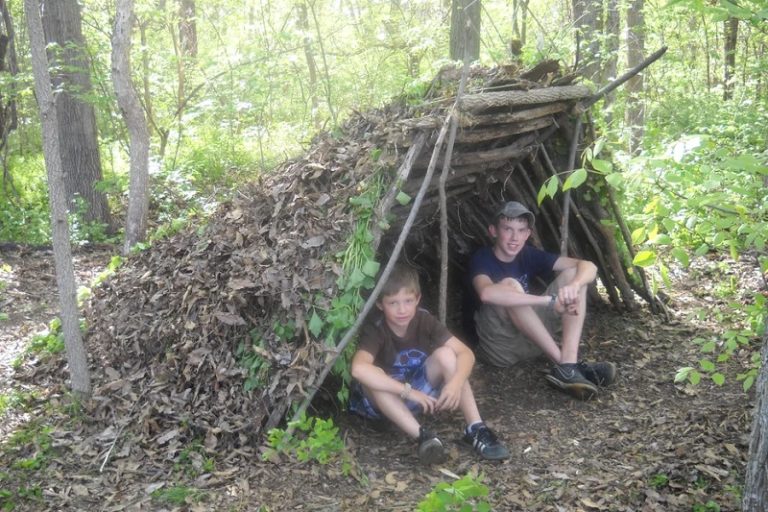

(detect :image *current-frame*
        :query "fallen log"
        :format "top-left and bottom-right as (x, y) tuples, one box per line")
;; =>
(459, 85), (592, 112)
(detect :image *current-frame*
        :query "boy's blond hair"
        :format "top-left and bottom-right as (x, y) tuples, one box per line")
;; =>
(379, 264), (421, 298)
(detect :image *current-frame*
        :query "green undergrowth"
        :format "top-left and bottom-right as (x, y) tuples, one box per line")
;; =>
(0, 420), (54, 511)
(263, 414), (350, 470)
(590, 90), (768, 391)
(416, 472), (491, 512)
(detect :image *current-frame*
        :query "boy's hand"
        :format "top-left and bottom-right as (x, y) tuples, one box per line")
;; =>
(554, 290), (579, 316)
(436, 380), (463, 411)
(409, 389), (438, 414)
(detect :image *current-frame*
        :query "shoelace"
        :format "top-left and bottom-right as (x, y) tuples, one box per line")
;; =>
(473, 427), (498, 448)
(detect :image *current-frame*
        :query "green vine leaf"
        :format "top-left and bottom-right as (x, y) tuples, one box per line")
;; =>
(308, 311), (324, 338)
(562, 168), (587, 191)
(361, 259), (380, 277)
(632, 250), (656, 267)
(396, 191), (411, 205)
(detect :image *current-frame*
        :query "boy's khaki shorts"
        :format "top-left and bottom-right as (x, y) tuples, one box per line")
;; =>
(473, 284), (560, 368)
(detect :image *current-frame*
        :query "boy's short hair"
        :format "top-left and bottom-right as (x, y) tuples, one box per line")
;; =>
(380, 263), (421, 298)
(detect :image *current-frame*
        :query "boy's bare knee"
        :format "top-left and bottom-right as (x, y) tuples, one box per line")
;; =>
(499, 277), (525, 293)
(556, 267), (577, 283)
(429, 346), (457, 375)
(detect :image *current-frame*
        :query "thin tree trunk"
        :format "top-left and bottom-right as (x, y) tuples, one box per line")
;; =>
(296, 1), (320, 128)
(24, 0), (91, 398)
(307, 0), (337, 125)
(0, 0), (18, 196)
(603, 0), (619, 104)
(112, 0), (151, 254)
(178, 0), (197, 58)
(743, 332), (768, 510)
(723, 17), (738, 100)
(572, 0), (602, 82)
(702, 15), (711, 91)
(41, 0), (113, 230)
(449, 0), (481, 62)
(625, 0), (645, 154)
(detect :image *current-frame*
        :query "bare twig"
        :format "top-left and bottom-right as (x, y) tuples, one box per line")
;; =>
(560, 116), (583, 255)
(439, 57), (472, 323)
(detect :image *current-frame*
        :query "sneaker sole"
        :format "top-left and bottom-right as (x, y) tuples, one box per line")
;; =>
(545, 375), (598, 400)
(418, 439), (446, 465)
(479, 447), (510, 461)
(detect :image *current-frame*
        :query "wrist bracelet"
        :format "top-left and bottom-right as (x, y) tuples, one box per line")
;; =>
(400, 382), (412, 400)
(548, 294), (557, 310)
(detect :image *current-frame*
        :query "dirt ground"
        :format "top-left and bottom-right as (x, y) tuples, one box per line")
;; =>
(0, 245), (759, 511)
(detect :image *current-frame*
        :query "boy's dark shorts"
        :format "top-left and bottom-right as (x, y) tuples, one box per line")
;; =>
(349, 355), (439, 420)
(474, 281), (560, 367)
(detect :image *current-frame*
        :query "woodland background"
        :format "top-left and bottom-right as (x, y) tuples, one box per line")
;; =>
(0, 0), (766, 510)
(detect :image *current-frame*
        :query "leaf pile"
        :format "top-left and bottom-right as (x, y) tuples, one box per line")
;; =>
(83, 109), (404, 449)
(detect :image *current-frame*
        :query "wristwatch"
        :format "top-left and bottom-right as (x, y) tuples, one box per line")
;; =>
(548, 294), (557, 310)
(400, 382), (412, 400)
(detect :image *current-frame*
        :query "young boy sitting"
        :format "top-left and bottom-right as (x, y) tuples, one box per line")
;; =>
(349, 263), (509, 464)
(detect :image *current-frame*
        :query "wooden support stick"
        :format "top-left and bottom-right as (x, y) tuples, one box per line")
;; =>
(605, 185), (666, 314)
(370, 133), (427, 246)
(580, 47), (668, 110)
(560, 116), (583, 255)
(439, 58), (471, 323)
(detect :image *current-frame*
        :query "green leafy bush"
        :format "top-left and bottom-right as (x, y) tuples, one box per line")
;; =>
(417, 473), (491, 512)
(263, 414), (349, 470)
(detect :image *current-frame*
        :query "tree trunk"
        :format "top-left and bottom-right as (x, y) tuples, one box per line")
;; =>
(572, 0), (603, 82)
(625, 0), (645, 154)
(296, 1), (320, 128)
(40, 0), (113, 230)
(0, 0), (18, 194)
(511, 0), (528, 46)
(603, 0), (619, 110)
(743, 331), (768, 510)
(178, 0), (196, 58)
(723, 17), (738, 100)
(449, 0), (480, 62)
(112, 0), (150, 254)
(24, 0), (91, 398)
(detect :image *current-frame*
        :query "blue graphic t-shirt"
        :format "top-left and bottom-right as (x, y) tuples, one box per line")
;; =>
(469, 245), (558, 294)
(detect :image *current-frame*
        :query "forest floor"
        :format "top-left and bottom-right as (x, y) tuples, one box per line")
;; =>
(0, 245), (761, 511)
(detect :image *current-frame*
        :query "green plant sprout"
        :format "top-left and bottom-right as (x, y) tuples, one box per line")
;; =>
(236, 330), (272, 393)
(151, 485), (206, 506)
(416, 473), (492, 512)
(174, 440), (215, 477)
(263, 414), (350, 474)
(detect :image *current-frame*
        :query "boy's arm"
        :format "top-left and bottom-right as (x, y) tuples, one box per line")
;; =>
(473, 274), (553, 308)
(435, 336), (475, 411)
(552, 256), (597, 306)
(350, 349), (409, 397)
(351, 348), (438, 414)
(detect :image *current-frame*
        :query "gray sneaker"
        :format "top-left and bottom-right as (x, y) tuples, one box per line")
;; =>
(462, 424), (509, 460)
(578, 361), (617, 387)
(545, 363), (598, 400)
(417, 427), (446, 465)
